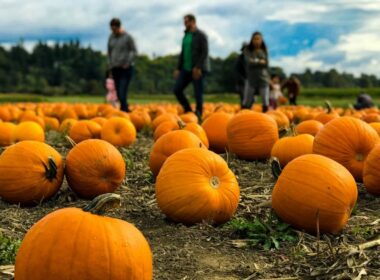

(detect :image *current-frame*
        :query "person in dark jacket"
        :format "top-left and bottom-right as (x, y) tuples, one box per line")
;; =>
(242, 32), (270, 112)
(354, 92), (374, 110)
(235, 42), (247, 107)
(281, 75), (301, 105)
(108, 18), (137, 112)
(173, 14), (209, 119)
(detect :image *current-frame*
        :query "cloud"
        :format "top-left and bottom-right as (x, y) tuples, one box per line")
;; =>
(0, 0), (379, 77)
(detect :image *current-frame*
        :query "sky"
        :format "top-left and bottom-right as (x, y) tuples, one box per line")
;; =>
(0, 0), (379, 76)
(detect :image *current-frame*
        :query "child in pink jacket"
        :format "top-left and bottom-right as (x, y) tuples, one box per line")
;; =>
(105, 70), (118, 108)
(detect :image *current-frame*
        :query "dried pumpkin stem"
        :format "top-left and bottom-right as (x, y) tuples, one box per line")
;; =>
(43, 156), (58, 181)
(177, 120), (186, 129)
(271, 157), (282, 180)
(83, 193), (121, 215)
(324, 100), (333, 113)
(65, 135), (77, 147)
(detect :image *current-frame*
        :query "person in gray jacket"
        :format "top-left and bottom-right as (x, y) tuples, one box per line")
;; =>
(242, 31), (270, 112)
(173, 14), (209, 120)
(108, 18), (137, 112)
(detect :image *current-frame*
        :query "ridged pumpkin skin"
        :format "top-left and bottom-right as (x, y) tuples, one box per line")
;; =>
(0, 122), (16, 146)
(227, 112), (279, 160)
(363, 144), (380, 195)
(266, 110), (290, 129)
(69, 120), (102, 143)
(182, 122), (209, 148)
(153, 120), (179, 141)
(369, 122), (380, 137)
(15, 208), (152, 280)
(272, 154), (357, 234)
(0, 141), (64, 205)
(149, 130), (205, 177)
(65, 139), (126, 199)
(130, 110), (151, 131)
(295, 120), (324, 136)
(101, 117), (136, 147)
(12, 121), (45, 143)
(271, 134), (314, 167)
(201, 112), (232, 153)
(156, 148), (240, 225)
(313, 117), (379, 181)
(59, 118), (77, 133)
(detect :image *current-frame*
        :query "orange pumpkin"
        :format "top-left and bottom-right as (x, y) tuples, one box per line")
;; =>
(129, 110), (151, 131)
(266, 110), (290, 129)
(0, 107), (11, 121)
(369, 122), (380, 136)
(363, 144), (380, 195)
(362, 113), (380, 123)
(313, 117), (379, 181)
(156, 148), (240, 224)
(227, 112), (278, 160)
(201, 112), (232, 153)
(0, 141), (64, 205)
(65, 139), (126, 199)
(295, 120), (324, 136)
(181, 122), (209, 148)
(43, 117), (60, 131)
(100, 117), (136, 147)
(69, 120), (102, 143)
(20, 115), (45, 130)
(59, 118), (77, 134)
(152, 113), (178, 130)
(12, 121), (45, 142)
(15, 194), (152, 280)
(153, 120), (180, 141)
(179, 112), (198, 123)
(271, 134), (314, 167)
(91, 117), (108, 127)
(0, 122), (16, 146)
(272, 154), (357, 234)
(149, 130), (205, 177)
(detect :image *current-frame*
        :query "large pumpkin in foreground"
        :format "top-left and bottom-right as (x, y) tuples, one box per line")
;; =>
(0, 141), (64, 205)
(227, 112), (278, 160)
(313, 116), (379, 181)
(65, 139), (126, 199)
(363, 144), (380, 195)
(15, 194), (152, 280)
(156, 148), (240, 225)
(272, 154), (357, 234)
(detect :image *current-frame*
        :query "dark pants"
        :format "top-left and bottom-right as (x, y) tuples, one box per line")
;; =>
(112, 67), (134, 112)
(289, 93), (297, 105)
(174, 70), (205, 117)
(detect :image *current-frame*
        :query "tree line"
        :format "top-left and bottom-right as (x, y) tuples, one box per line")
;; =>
(0, 41), (379, 96)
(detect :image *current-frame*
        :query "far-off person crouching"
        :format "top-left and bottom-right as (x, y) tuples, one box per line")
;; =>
(354, 92), (374, 110)
(282, 75), (301, 105)
(108, 18), (137, 112)
(173, 14), (210, 121)
(241, 32), (270, 112)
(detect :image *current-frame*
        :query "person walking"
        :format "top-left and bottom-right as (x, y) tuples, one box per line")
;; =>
(108, 18), (137, 112)
(281, 75), (301, 105)
(241, 32), (270, 112)
(235, 42), (247, 107)
(173, 14), (209, 120)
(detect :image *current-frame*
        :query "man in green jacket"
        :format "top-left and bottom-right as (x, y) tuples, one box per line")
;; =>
(173, 14), (209, 120)
(108, 18), (137, 112)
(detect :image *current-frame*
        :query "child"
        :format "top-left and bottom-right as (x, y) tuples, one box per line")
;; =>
(105, 70), (118, 108)
(269, 74), (283, 109)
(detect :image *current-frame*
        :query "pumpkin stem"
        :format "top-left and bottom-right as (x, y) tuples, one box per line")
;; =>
(279, 127), (289, 138)
(290, 123), (297, 136)
(65, 135), (77, 147)
(177, 120), (186, 129)
(214, 104), (223, 112)
(271, 157), (282, 180)
(83, 193), (121, 215)
(210, 176), (220, 189)
(324, 100), (333, 114)
(43, 156), (58, 181)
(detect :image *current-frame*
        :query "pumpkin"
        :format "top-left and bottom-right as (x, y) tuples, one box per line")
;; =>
(91, 117), (108, 127)
(152, 113), (178, 130)
(153, 120), (179, 141)
(179, 112), (198, 123)
(181, 122), (209, 148)
(59, 118), (77, 134)
(266, 110), (290, 129)
(362, 113), (380, 123)
(43, 117), (60, 131)
(272, 154), (357, 234)
(271, 134), (314, 167)
(363, 144), (380, 195)
(69, 120), (102, 143)
(129, 110), (152, 131)
(20, 115), (45, 130)
(15, 194), (152, 280)
(313, 117), (379, 181)
(227, 112), (279, 160)
(314, 104), (340, 124)
(101, 117), (136, 147)
(0, 107), (11, 121)
(0, 122), (16, 146)
(12, 121), (45, 142)
(149, 130), (205, 177)
(295, 120), (324, 136)
(201, 112), (232, 153)
(0, 141), (64, 205)
(156, 148), (240, 224)
(369, 122), (380, 136)
(65, 139), (126, 199)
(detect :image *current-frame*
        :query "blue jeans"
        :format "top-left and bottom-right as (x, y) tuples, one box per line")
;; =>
(173, 70), (205, 116)
(112, 67), (134, 112)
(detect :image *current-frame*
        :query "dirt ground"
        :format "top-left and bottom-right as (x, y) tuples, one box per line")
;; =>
(0, 131), (379, 280)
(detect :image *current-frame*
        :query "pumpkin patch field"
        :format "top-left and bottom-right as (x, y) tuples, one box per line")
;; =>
(0, 102), (379, 279)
